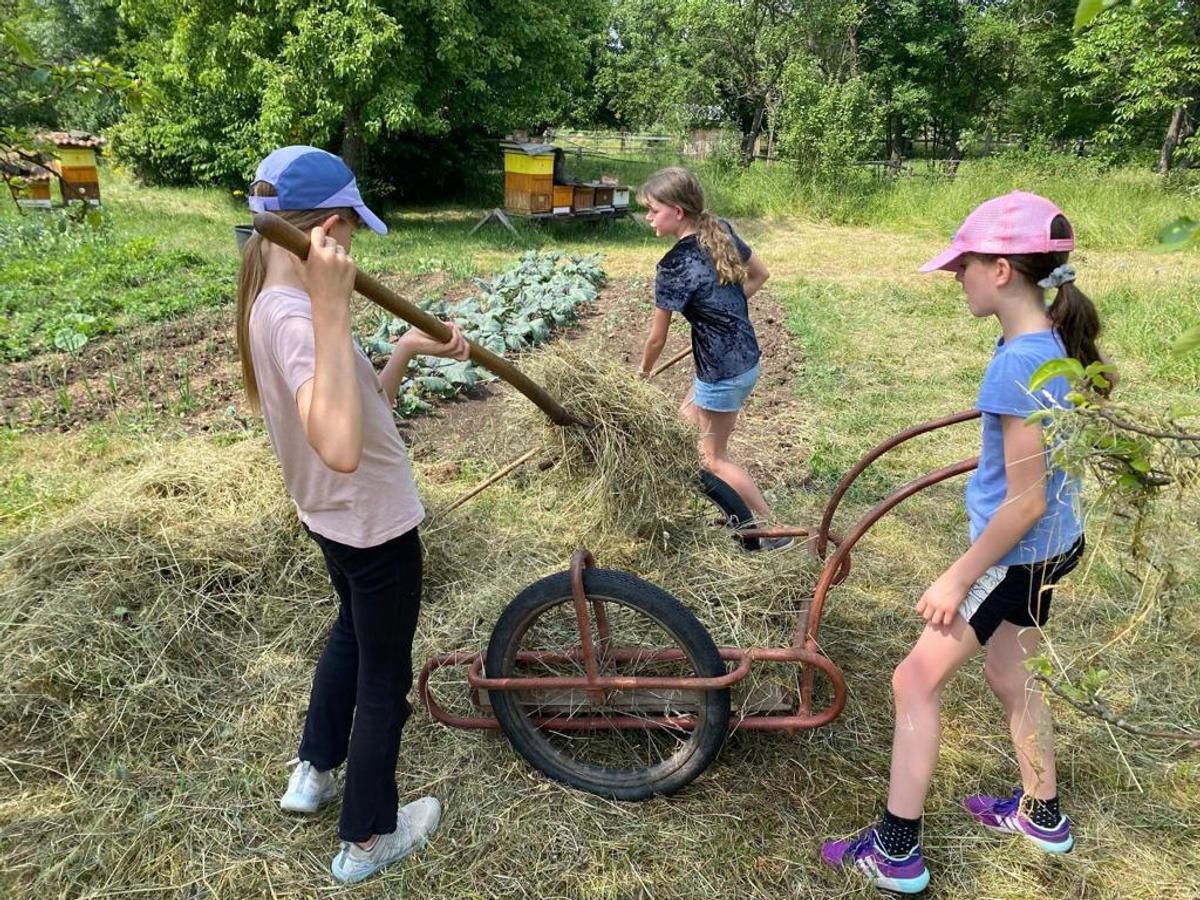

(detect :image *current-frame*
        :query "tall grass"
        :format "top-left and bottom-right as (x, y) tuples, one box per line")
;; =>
(575, 153), (1200, 251)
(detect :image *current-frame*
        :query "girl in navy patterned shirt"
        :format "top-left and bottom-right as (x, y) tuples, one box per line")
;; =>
(636, 166), (788, 546)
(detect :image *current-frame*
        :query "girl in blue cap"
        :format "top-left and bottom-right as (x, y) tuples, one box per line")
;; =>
(236, 146), (468, 883)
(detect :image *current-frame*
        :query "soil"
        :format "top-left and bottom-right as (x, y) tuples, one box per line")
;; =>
(2, 275), (809, 486)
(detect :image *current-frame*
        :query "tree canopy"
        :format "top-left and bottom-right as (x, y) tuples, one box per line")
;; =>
(6, 0), (1199, 189)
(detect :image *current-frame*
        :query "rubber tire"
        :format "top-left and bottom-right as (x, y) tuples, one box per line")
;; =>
(697, 469), (761, 551)
(486, 568), (731, 801)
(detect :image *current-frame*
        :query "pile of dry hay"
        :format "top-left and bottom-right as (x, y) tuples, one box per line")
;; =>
(0, 350), (822, 894)
(511, 347), (706, 538)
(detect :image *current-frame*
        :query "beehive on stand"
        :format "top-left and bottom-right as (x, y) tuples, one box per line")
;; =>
(501, 140), (555, 215)
(471, 136), (640, 235)
(46, 131), (104, 205)
(2, 156), (53, 209)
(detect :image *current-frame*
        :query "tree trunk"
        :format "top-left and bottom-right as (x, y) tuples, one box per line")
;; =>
(1160, 105), (1186, 174)
(341, 108), (364, 174)
(1177, 99), (1199, 170)
(740, 102), (766, 167)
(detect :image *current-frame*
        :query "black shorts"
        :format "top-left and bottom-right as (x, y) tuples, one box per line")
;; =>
(959, 537), (1085, 645)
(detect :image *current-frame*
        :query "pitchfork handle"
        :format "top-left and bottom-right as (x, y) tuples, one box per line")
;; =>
(252, 213), (586, 428)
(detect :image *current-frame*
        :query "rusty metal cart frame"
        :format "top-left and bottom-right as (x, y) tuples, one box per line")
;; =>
(418, 409), (982, 790)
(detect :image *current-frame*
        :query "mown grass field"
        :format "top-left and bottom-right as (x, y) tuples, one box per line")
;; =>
(1, 163), (1197, 899)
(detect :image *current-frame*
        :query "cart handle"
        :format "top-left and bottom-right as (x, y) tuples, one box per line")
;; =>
(815, 408), (981, 558)
(252, 212), (587, 428)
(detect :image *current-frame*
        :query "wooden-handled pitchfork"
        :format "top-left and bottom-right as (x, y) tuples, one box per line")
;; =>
(252, 212), (587, 428)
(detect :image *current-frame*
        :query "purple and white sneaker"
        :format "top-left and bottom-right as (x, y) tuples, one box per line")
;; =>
(961, 790), (1074, 854)
(821, 827), (930, 894)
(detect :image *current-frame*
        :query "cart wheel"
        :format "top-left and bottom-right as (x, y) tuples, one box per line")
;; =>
(696, 470), (761, 551)
(485, 568), (731, 800)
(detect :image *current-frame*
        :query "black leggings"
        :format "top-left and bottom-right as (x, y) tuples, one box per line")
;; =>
(299, 525), (422, 843)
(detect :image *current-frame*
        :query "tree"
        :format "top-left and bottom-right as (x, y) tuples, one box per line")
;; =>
(112, 0), (607, 188)
(1066, 0), (1200, 172)
(1, 0), (134, 203)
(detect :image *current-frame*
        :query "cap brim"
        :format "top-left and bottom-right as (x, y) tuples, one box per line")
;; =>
(918, 246), (964, 273)
(355, 204), (388, 235)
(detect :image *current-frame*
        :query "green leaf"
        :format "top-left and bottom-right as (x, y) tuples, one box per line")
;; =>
(1128, 456), (1151, 474)
(1073, 0), (1110, 32)
(53, 328), (88, 353)
(440, 361), (476, 386)
(1171, 325), (1200, 358)
(1028, 357), (1085, 392)
(417, 376), (453, 394)
(1154, 217), (1200, 252)
(1025, 655), (1053, 677)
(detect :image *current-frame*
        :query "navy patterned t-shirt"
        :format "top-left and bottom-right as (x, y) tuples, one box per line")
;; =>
(654, 221), (761, 383)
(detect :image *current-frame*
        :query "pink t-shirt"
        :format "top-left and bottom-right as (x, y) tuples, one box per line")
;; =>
(249, 286), (424, 548)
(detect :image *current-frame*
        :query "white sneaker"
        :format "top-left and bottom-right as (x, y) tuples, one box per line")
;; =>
(330, 796), (442, 884)
(280, 758), (337, 813)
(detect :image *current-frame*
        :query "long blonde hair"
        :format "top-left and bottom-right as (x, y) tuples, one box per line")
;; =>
(236, 182), (356, 412)
(637, 166), (747, 285)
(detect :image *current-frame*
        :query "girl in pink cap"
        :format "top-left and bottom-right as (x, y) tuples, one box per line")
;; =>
(821, 191), (1113, 893)
(236, 146), (469, 883)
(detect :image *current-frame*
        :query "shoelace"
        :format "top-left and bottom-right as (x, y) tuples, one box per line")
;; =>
(286, 758), (320, 794)
(990, 792), (1023, 817)
(846, 829), (877, 860)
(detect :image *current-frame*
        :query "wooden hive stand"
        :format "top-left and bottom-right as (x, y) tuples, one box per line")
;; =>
(472, 136), (642, 235)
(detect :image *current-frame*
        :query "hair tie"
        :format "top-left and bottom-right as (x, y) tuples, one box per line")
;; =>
(1037, 264), (1076, 289)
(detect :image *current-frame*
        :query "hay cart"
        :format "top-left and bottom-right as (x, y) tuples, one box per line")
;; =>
(418, 410), (981, 800)
(251, 212), (982, 802)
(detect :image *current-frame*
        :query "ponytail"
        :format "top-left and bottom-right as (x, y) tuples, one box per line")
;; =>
(695, 211), (748, 286)
(1047, 281), (1102, 369)
(236, 232), (269, 412)
(235, 181), (358, 413)
(638, 165), (747, 285)
(1004, 214), (1104, 371)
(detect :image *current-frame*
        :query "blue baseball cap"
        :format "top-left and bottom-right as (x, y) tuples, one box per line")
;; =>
(247, 145), (387, 235)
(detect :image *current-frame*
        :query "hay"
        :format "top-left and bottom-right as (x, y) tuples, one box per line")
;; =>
(1, 425), (1195, 897)
(0, 385), (825, 894)
(513, 347), (704, 538)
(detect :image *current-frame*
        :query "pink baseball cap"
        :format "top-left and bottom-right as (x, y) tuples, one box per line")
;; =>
(919, 190), (1074, 273)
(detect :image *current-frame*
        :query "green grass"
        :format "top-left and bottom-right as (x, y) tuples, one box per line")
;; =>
(4, 155), (1193, 367)
(1, 161), (1198, 899)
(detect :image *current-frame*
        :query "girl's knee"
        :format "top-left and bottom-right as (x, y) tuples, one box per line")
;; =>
(892, 654), (939, 703)
(985, 657), (1032, 704)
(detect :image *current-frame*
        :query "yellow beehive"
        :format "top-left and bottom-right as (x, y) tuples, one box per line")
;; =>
(501, 141), (555, 214)
(2, 156), (53, 209)
(46, 131), (103, 205)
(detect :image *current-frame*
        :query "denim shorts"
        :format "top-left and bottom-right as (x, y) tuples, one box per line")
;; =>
(692, 362), (760, 412)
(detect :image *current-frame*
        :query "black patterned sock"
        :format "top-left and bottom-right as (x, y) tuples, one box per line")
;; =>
(876, 809), (922, 857)
(1025, 794), (1061, 829)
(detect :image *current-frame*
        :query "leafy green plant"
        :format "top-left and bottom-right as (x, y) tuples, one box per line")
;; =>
(358, 250), (606, 416)
(1027, 355), (1199, 743)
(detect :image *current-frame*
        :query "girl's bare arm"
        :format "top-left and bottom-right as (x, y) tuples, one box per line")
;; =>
(743, 252), (769, 300)
(639, 307), (673, 375)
